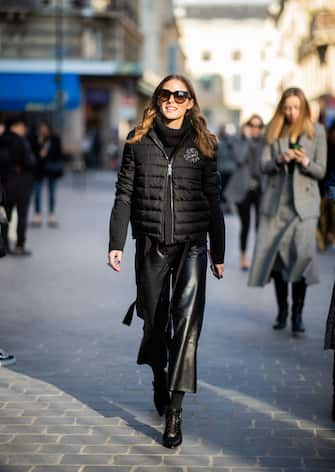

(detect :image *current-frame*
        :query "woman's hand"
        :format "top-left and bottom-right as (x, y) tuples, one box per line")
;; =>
(293, 148), (310, 168)
(211, 263), (224, 279)
(108, 250), (122, 272)
(281, 149), (295, 164)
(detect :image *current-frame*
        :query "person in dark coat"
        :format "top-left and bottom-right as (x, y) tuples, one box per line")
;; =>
(216, 124), (236, 213)
(249, 87), (327, 335)
(324, 165), (335, 421)
(225, 115), (265, 270)
(317, 122), (335, 250)
(1, 115), (35, 256)
(108, 74), (225, 448)
(30, 121), (63, 227)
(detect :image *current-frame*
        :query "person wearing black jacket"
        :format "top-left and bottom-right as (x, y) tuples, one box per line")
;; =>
(324, 129), (335, 421)
(1, 115), (35, 256)
(108, 75), (225, 448)
(30, 121), (63, 227)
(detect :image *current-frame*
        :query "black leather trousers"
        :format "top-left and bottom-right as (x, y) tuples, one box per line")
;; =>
(135, 237), (207, 393)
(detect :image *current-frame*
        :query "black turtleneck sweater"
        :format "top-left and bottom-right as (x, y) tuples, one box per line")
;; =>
(154, 117), (192, 245)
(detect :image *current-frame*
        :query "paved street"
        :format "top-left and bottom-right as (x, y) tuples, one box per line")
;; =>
(0, 170), (335, 472)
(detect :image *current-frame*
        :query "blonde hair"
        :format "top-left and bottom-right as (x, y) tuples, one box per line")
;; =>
(127, 74), (217, 158)
(266, 87), (314, 144)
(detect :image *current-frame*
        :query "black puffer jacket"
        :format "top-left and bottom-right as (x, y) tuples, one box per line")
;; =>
(109, 127), (225, 263)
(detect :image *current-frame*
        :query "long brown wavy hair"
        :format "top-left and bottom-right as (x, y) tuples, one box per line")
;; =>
(266, 87), (314, 144)
(127, 74), (217, 158)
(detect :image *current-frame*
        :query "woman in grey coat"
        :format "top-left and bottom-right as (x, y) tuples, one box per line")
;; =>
(249, 87), (327, 335)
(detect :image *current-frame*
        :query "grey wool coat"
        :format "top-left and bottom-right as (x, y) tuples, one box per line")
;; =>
(248, 123), (327, 287)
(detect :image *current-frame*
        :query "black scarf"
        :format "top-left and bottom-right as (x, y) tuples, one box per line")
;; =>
(154, 116), (192, 158)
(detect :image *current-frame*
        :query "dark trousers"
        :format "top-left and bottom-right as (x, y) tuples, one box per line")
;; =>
(136, 238), (207, 393)
(220, 171), (233, 203)
(3, 174), (33, 249)
(236, 188), (261, 252)
(34, 178), (57, 214)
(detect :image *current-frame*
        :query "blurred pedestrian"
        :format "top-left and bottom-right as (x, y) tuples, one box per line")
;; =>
(225, 115), (265, 270)
(0, 178), (16, 365)
(324, 168), (335, 421)
(1, 115), (35, 256)
(108, 74), (225, 448)
(249, 87), (327, 335)
(317, 122), (335, 251)
(216, 124), (236, 213)
(0, 178), (7, 257)
(30, 121), (63, 227)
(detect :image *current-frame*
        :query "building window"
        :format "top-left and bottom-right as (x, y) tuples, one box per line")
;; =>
(201, 50), (211, 61)
(232, 74), (241, 91)
(231, 50), (241, 61)
(82, 29), (102, 59)
(199, 76), (212, 90)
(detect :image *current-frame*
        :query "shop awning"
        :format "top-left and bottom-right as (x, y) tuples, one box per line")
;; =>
(0, 73), (80, 111)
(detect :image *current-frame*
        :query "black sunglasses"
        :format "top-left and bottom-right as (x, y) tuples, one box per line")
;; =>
(158, 89), (191, 104)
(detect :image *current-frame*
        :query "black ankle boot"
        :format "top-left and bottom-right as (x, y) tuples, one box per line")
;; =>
(292, 281), (307, 335)
(272, 273), (288, 330)
(162, 408), (182, 448)
(152, 373), (170, 416)
(273, 304), (288, 330)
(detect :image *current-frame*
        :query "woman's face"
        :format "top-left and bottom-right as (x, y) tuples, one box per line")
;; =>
(39, 124), (50, 137)
(157, 79), (194, 128)
(248, 117), (263, 138)
(283, 96), (301, 124)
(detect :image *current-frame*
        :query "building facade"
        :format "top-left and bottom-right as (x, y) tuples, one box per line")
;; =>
(0, 0), (185, 166)
(272, 0), (335, 126)
(174, 1), (280, 130)
(138, 0), (186, 104)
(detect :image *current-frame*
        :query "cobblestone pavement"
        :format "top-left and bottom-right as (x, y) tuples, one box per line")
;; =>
(0, 171), (335, 472)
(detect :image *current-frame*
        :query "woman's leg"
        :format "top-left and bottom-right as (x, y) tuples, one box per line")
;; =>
(272, 271), (289, 330)
(47, 178), (58, 225)
(332, 352), (335, 421)
(291, 278), (307, 335)
(162, 242), (207, 448)
(33, 180), (43, 224)
(169, 243), (207, 393)
(237, 192), (251, 269)
(135, 238), (171, 414)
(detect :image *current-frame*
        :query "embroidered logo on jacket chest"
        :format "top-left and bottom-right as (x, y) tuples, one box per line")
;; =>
(184, 147), (200, 164)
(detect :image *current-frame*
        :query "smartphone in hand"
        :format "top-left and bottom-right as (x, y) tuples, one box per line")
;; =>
(290, 143), (302, 150)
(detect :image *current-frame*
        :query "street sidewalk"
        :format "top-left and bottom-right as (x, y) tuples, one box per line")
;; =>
(0, 171), (334, 472)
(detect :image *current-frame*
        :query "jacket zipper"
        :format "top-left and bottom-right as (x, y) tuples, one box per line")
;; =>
(149, 135), (175, 243)
(168, 162), (174, 244)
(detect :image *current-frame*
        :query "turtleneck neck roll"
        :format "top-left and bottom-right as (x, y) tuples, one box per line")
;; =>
(154, 116), (192, 157)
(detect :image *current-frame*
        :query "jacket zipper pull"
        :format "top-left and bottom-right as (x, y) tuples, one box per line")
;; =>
(168, 163), (172, 176)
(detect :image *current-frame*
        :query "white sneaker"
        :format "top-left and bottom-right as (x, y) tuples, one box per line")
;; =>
(0, 350), (16, 367)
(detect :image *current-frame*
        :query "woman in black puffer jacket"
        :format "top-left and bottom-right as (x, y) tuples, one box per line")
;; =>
(108, 75), (225, 448)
